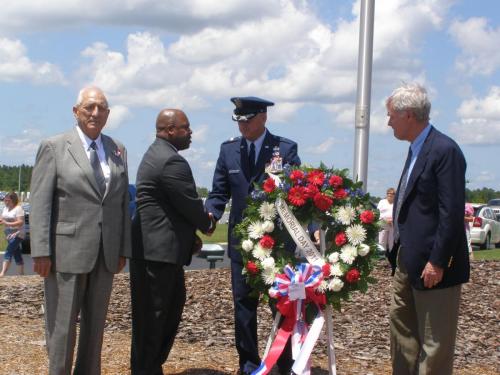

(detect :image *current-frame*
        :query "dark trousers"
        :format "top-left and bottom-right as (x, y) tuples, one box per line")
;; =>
(231, 260), (292, 374)
(130, 259), (186, 375)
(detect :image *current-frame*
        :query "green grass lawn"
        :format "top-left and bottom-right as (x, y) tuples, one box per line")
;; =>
(472, 248), (500, 261)
(198, 223), (228, 244)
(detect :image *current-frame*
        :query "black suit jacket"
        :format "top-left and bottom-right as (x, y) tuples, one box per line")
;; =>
(389, 126), (470, 290)
(128, 137), (211, 266)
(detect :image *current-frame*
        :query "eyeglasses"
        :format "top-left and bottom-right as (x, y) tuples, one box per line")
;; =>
(232, 113), (257, 122)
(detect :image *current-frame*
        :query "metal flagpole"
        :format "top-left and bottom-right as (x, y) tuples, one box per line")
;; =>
(353, 0), (375, 192)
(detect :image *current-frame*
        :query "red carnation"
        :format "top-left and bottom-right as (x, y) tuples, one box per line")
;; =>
(246, 261), (259, 275)
(259, 235), (275, 249)
(360, 210), (375, 224)
(334, 188), (348, 199)
(307, 170), (325, 186)
(313, 192), (333, 211)
(329, 175), (343, 188)
(289, 170), (304, 183)
(263, 177), (276, 193)
(322, 263), (331, 278)
(288, 186), (307, 206)
(304, 184), (320, 199)
(345, 268), (361, 284)
(335, 232), (347, 246)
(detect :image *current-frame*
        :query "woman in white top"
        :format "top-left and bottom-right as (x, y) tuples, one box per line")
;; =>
(377, 187), (395, 252)
(0, 192), (25, 276)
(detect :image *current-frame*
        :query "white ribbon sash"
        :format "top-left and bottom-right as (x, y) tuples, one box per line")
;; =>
(275, 197), (325, 266)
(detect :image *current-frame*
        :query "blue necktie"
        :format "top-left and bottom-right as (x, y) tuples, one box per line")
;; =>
(90, 141), (106, 195)
(393, 147), (413, 243)
(248, 142), (256, 176)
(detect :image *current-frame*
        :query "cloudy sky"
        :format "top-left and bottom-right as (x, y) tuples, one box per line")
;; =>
(0, 0), (499, 197)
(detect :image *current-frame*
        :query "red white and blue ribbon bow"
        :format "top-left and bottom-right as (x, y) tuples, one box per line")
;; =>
(252, 263), (325, 375)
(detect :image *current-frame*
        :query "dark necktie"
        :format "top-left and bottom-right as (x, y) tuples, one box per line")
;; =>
(393, 147), (413, 243)
(90, 141), (106, 195)
(248, 142), (256, 176)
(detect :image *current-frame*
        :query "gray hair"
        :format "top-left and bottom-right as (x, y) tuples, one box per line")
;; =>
(75, 86), (108, 107)
(386, 83), (431, 122)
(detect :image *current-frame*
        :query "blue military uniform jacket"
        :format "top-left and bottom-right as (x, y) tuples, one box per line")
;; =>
(205, 130), (300, 261)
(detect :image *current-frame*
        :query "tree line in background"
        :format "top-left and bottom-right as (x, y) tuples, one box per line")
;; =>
(0, 165), (499, 203)
(0, 165), (33, 192)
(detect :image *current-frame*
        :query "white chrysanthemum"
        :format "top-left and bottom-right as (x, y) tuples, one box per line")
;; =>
(248, 221), (265, 239)
(328, 277), (344, 292)
(261, 257), (275, 270)
(358, 243), (370, 257)
(346, 224), (366, 245)
(241, 240), (254, 252)
(261, 267), (277, 285)
(330, 263), (344, 277)
(316, 280), (329, 293)
(252, 244), (271, 261)
(335, 206), (356, 225)
(328, 252), (340, 264)
(340, 245), (358, 265)
(259, 202), (277, 221)
(262, 220), (275, 233)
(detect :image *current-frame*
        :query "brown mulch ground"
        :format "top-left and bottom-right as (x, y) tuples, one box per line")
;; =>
(0, 260), (499, 375)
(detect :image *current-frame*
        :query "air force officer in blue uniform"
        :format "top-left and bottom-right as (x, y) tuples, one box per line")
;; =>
(205, 97), (300, 374)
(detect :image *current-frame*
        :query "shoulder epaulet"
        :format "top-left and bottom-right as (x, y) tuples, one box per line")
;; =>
(222, 136), (241, 145)
(278, 136), (296, 145)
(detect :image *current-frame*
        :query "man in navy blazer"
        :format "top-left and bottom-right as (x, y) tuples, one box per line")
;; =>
(386, 83), (469, 375)
(205, 97), (300, 375)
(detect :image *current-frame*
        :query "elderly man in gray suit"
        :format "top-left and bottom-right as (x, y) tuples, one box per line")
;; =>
(30, 86), (131, 375)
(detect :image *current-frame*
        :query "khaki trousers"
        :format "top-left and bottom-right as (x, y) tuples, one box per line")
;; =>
(390, 253), (461, 375)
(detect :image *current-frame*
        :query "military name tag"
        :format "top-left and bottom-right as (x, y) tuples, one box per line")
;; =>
(229, 169), (240, 174)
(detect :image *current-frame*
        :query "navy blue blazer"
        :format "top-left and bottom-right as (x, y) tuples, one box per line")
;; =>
(205, 130), (300, 261)
(389, 126), (470, 290)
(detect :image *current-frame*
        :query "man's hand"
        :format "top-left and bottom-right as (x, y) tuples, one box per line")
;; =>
(421, 261), (444, 288)
(33, 256), (52, 278)
(205, 212), (216, 236)
(117, 256), (126, 273)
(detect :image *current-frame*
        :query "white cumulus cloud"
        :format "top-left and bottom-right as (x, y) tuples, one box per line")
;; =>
(449, 17), (500, 76)
(450, 86), (500, 144)
(0, 37), (65, 84)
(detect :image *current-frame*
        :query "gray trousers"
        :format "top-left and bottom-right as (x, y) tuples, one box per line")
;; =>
(390, 254), (461, 375)
(44, 252), (114, 375)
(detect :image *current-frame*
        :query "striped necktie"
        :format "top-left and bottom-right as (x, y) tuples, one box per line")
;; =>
(90, 141), (106, 195)
(393, 147), (413, 243)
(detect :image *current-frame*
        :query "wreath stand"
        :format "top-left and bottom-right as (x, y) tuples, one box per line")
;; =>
(262, 229), (337, 375)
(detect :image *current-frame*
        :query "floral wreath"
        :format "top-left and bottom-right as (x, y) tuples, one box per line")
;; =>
(234, 163), (379, 311)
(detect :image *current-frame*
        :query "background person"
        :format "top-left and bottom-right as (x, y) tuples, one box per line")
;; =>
(128, 109), (214, 375)
(205, 96), (300, 375)
(464, 203), (474, 260)
(30, 86), (131, 374)
(386, 83), (469, 375)
(0, 192), (25, 276)
(377, 187), (395, 253)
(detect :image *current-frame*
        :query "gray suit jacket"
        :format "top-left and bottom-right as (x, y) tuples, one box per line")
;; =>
(30, 127), (132, 273)
(128, 137), (211, 266)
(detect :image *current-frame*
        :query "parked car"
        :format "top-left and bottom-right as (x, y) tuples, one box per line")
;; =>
(487, 198), (500, 220)
(469, 204), (500, 249)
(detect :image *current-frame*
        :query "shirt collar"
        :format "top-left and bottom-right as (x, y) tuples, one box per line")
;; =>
(246, 128), (267, 150)
(410, 123), (432, 157)
(76, 125), (103, 151)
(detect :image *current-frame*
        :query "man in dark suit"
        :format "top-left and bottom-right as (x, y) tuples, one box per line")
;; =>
(127, 109), (214, 375)
(205, 97), (300, 375)
(386, 83), (469, 375)
(30, 86), (131, 374)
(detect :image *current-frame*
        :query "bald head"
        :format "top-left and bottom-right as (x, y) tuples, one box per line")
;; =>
(73, 86), (110, 140)
(156, 109), (192, 150)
